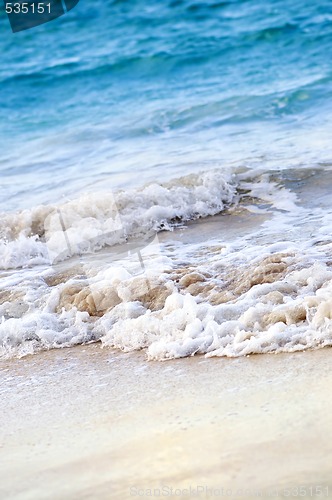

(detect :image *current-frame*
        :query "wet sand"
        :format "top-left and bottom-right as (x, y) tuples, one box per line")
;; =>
(1, 345), (332, 499)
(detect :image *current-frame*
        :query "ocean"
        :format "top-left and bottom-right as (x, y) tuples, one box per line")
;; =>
(1, 0), (332, 360)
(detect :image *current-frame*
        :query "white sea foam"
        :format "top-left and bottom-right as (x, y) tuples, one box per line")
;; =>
(1, 167), (332, 360)
(0, 170), (236, 270)
(98, 247), (332, 360)
(2, 240), (332, 360)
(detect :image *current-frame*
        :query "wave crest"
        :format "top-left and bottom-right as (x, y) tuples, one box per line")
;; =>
(0, 170), (236, 269)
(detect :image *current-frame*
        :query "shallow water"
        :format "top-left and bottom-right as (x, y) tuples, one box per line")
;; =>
(1, 166), (332, 359)
(1, 1), (332, 359)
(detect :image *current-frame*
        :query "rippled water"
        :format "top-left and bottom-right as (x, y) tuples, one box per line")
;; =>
(1, 0), (332, 359)
(1, 0), (332, 210)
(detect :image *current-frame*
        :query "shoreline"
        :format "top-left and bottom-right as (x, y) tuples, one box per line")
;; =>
(1, 344), (332, 499)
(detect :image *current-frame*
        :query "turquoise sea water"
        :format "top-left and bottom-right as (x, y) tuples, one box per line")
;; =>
(1, 0), (332, 210)
(1, 1), (332, 360)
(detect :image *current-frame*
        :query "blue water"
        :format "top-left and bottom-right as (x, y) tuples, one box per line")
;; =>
(0, 0), (332, 210)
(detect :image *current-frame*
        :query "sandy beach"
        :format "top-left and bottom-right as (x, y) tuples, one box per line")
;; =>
(1, 345), (331, 499)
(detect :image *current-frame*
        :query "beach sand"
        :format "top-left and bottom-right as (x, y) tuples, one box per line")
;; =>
(1, 345), (331, 499)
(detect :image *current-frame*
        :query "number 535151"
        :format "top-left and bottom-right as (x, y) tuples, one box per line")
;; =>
(5, 3), (51, 14)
